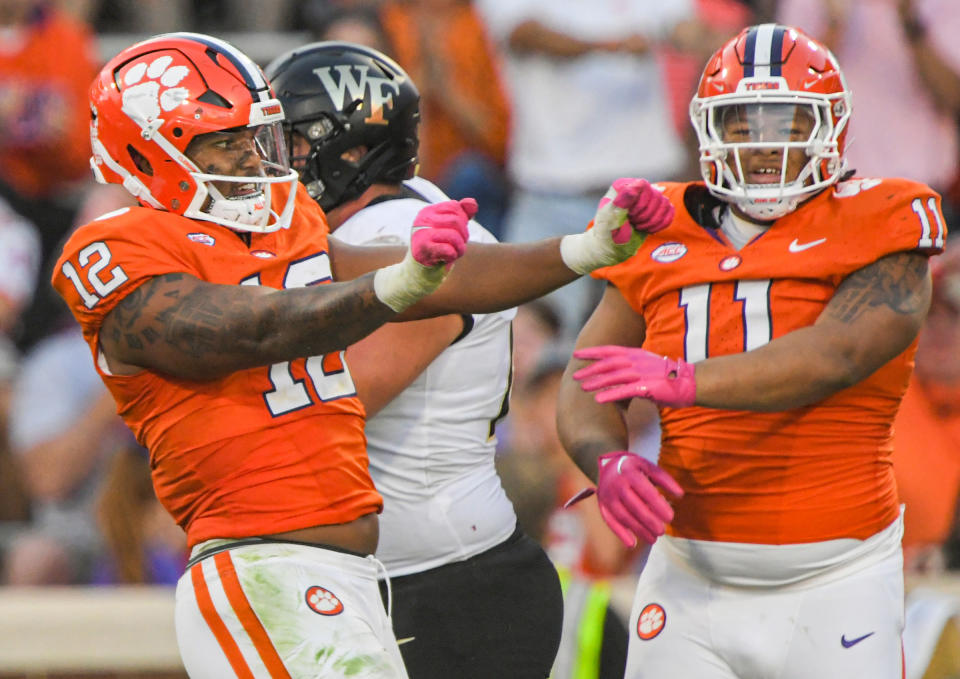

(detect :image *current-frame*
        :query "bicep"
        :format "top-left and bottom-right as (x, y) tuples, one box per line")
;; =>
(99, 272), (274, 379)
(345, 314), (464, 417)
(815, 250), (931, 376)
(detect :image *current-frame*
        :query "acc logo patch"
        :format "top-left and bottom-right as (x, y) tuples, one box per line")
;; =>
(637, 603), (666, 640)
(306, 586), (344, 616)
(249, 249), (276, 259)
(187, 233), (216, 246)
(651, 243), (687, 264)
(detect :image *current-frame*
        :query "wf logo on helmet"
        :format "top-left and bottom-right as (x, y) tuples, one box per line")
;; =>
(312, 65), (400, 125)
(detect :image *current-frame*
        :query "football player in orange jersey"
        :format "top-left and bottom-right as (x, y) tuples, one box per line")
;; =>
(558, 24), (948, 678)
(50, 33), (671, 678)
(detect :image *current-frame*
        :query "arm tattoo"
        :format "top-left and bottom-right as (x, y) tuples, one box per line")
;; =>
(154, 287), (232, 357)
(826, 252), (929, 324)
(108, 273), (177, 350)
(106, 272), (393, 366)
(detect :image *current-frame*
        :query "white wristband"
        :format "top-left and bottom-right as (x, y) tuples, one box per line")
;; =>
(373, 252), (447, 312)
(560, 199), (644, 274)
(560, 232), (607, 275)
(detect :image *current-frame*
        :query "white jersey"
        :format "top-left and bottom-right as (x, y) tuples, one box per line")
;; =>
(334, 177), (518, 576)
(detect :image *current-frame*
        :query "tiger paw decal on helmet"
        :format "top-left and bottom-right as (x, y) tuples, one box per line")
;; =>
(121, 55), (191, 131)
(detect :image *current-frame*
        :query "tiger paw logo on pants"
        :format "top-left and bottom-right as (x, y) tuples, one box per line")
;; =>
(637, 602), (665, 640)
(305, 585), (345, 616)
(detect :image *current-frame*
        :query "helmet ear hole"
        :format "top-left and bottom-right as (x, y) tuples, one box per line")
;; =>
(127, 145), (153, 176)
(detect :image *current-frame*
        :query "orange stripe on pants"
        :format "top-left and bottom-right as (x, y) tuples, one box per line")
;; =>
(191, 563), (255, 679)
(215, 551), (292, 679)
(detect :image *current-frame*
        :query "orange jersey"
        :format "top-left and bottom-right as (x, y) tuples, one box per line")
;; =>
(595, 177), (947, 545)
(52, 183), (379, 547)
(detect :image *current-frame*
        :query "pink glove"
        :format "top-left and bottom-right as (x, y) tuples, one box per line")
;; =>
(565, 451), (684, 547)
(410, 198), (477, 268)
(560, 178), (674, 275)
(573, 345), (696, 407)
(602, 178), (674, 244)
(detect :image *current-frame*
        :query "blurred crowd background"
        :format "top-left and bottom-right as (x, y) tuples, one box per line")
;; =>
(1, 0), (960, 675)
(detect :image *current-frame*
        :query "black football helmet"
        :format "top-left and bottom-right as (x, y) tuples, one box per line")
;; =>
(265, 41), (420, 211)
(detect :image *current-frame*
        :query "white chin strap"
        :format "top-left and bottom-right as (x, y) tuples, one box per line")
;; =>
(206, 182), (271, 229)
(184, 168), (299, 234)
(733, 188), (805, 221)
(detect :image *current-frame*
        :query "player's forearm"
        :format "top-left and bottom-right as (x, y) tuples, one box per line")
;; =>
(557, 366), (630, 481)
(692, 326), (873, 412)
(399, 239), (578, 319)
(102, 271), (397, 380)
(248, 274), (398, 365)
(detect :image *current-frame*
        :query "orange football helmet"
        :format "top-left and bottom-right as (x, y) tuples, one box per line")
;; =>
(88, 32), (298, 233)
(689, 24), (852, 220)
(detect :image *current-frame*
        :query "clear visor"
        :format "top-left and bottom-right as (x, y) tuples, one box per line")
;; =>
(188, 121), (292, 184)
(255, 121), (292, 177)
(711, 102), (824, 147)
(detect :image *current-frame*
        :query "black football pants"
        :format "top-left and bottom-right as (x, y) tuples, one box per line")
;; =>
(379, 527), (563, 679)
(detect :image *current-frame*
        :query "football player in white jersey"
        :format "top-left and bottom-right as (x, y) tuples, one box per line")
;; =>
(266, 42), (673, 678)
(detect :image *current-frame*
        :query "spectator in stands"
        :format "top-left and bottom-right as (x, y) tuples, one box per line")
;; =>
(511, 299), (563, 393)
(0, 198), (41, 341)
(2, 327), (133, 585)
(108, 0), (295, 33)
(659, 0), (757, 178)
(0, 333), (26, 526)
(305, 4), (391, 52)
(475, 0), (703, 341)
(778, 0), (960, 224)
(892, 243), (960, 575)
(379, 0), (511, 238)
(0, 0), (98, 349)
(94, 445), (187, 585)
(0, 196), (39, 532)
(0, 182), (131, 585)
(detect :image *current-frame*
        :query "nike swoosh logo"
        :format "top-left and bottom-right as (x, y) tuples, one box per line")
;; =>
(841, 632), (875, 648)
(789, 237), (827, 252)
(396, 637), (416, 646)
